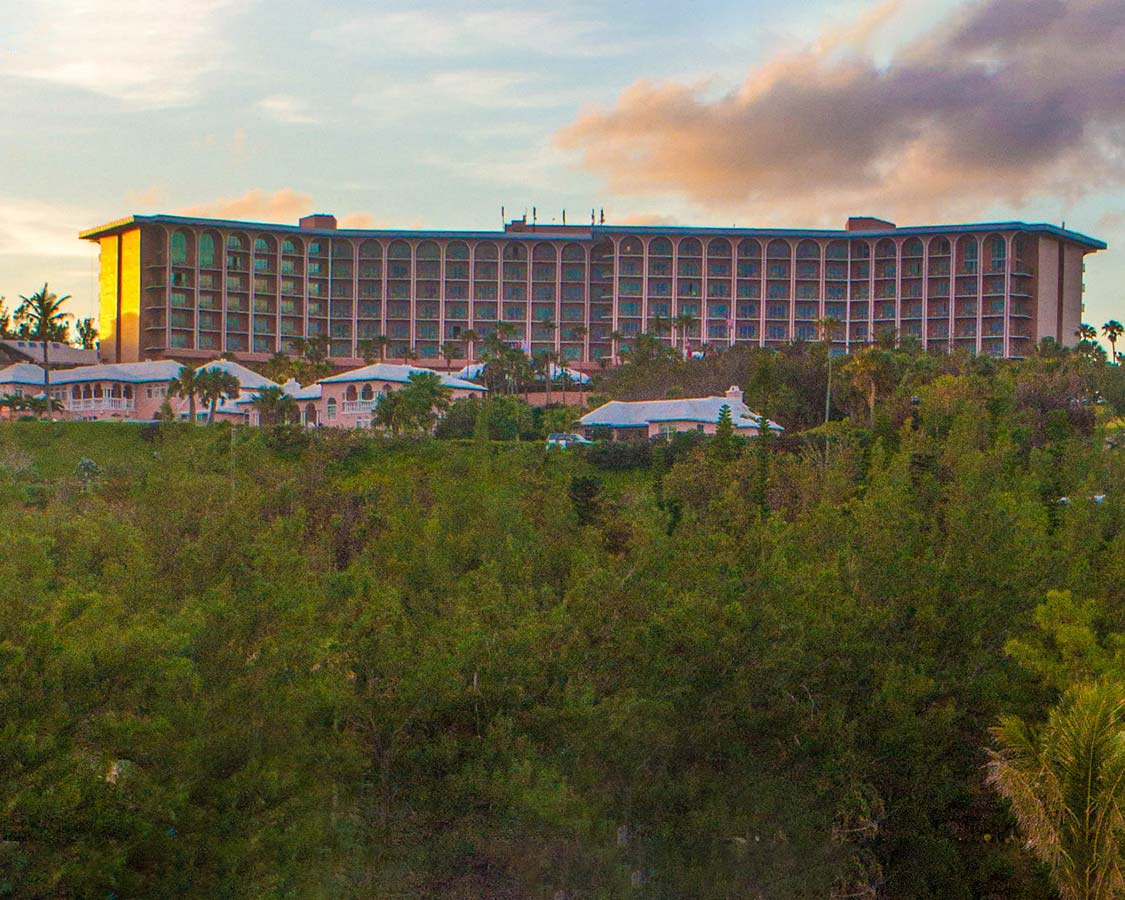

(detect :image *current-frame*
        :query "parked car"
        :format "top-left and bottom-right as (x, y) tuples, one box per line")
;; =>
(546, 432), (594, 449)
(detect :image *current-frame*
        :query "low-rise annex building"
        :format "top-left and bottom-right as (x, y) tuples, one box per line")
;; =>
(305, 363), (486, 428)
(580, 386), (783, 440)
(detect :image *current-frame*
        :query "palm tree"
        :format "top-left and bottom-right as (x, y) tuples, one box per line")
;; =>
(403, 346), (421, 366)
(987, 680), (1125, 900)
(817, 315), (843, 425)
(168, 364), (205, 424)
(356, 339), (379, 365)
(249, 385), (297, 426)
(609, 330), (624, 362)
(1076, 323), (1098, 343)
(74, 317), (98, 350)
(674, 311), (697, 352)
(15, 283), (72, 417)
(198, 368), (242, 425)
(1101, 321), (1123, 364)
(461, 329), (479, 362)
(439, 342), (461, 372)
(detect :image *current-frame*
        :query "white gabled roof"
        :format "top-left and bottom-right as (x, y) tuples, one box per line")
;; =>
(0, 363), (46, 386)
(199, 359), (277, 390)
(319, 362), (485, 392)
(52, 360), (183, 385)
(580, 396), (783, 431)
(455, 360), (590, 384)
(290, 383), (322, 401)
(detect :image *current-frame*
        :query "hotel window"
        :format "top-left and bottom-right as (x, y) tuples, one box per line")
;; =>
(767, 303), (787, 319)
(737, 302), (758, 318)
(650, 301), (670, 317)
(767, 284), (788, 299)
(620, 301), (640, 316)
(417, 323), (438, 340)
(503, 304), (526, 320)
(737, 324), (758, 339)
(171, 231), (188, 265)
(796, 303), (817, 319)
(708, 323), (727, 339)
(736, 282), (760, 300)
(199, 234), (216, 267)
(767, 324), (787, 340)
(679, 302), (700, 316)
(708, 302), (729, 318)
(825, 303), (845, 319)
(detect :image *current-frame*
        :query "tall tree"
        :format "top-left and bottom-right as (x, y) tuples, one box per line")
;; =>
(198, 368), (242, 425)
(1101, 321), (1123, 364)
(1076, 323), (1099, 343)
(461, 329), (478, 363)
(817, 315), (843, 425)
(249, 384), (297, 426)
(167, 364), (204, 424)
(15, 283), (72, 417)
(439, 342), (461, 372)
(987, 680), (1125, 900)
(74, 317), (98, 350)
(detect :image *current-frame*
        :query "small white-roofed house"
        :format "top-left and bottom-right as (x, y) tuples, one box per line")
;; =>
(310, 362), (486, 429)
(579, 386), (782, 440)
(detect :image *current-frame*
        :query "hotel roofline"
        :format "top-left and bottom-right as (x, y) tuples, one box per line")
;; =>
(80, 214), (1107, 251)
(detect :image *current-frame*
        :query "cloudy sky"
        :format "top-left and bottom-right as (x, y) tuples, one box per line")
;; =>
(2, 0), (1123, 333)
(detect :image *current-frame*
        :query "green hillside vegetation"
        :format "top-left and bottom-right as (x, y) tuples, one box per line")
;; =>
(3, 342), (1125, 899)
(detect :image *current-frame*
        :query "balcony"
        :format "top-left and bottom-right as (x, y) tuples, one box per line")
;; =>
(65, 398), (135, 413)
(342, 399), (378, 414)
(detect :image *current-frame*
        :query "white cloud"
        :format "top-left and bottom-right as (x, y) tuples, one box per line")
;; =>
(357, 69), (589, 119)
(258, 95), (318, 125)
(314, 7), (629, 59)
(0, 198), (96, 259)
(1, 0), (244, 107)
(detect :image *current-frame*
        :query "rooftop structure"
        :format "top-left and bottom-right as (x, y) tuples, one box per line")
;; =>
(80, 212), (1105, 369)
(0, 340), (98, 367)
(580, 386), (782, 440)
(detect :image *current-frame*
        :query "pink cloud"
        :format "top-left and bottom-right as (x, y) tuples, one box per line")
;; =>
(178, 189), (377, 228)
(557, 0), (1125, 224)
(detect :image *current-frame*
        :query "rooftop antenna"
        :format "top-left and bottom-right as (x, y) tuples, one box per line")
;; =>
(562, 209), (566, 225)
(532, 206), (537, 225)
(599, 208), (605, 225)
(501, 205), (505, 225)
(591, 209), (595, 225)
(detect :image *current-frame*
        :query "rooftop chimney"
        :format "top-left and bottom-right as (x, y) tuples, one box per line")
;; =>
(725, 385), (744, 404)
(846, 216), (896, 232)
(299, 213), (337, 230)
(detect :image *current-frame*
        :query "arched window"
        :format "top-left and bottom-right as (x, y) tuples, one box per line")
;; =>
(767, 239), (791, 259)
(929, 236), (951, 257)
(957, 236), (979, 274)
(562, 243), (585, 261)
(360, 384), (374, 400)
(171, 231), (188, 265)
(226, 233), (247, 250)
(331, 239), (353, 261)
(345, 385), (358, 401)
(282, 237), (302, 255)
(678, 237), (702, 257)
(199, 233), (216, 267)
(875, 239), (896, 259)
(326, 398), (337, 419)
(707, 238), (732, 258)
(851, 240), (871, 259)
(826, 240), (848, 260)
(738, 239), (761, 259)
(649, 237), (673, 256)
(618, 235), (643, 256)
(475, 241), (498, 260)
(903, 238), (924, 258)
(503, 242), (527, 261)
(381, 382), (393, 395)
(417, 241), (440, 259)
(359, 240), (382, 259)
(388, 240), (411, 259)
(446, 241), (469, 260)
(532, 243), (556, 263)
(796, 239), (820, 260)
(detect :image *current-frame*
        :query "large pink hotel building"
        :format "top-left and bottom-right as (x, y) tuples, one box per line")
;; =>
(81, 213), (1105, 369)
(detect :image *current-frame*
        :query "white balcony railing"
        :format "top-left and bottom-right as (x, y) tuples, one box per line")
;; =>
(341, 399), (378, 414)
(65, 398), (136, 412)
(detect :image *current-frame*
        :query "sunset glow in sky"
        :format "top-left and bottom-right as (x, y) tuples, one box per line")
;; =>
(2, 0), (1123, 332)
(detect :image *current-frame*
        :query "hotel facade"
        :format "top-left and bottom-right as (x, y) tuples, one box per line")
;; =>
(80, 213), (1105, 369)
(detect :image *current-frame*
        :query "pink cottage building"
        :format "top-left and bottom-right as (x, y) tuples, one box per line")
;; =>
(290, 363), (485, 428)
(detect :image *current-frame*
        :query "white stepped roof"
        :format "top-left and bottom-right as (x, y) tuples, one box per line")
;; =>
(580, 396), (783, 431)
(319, 362), (485, 391)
